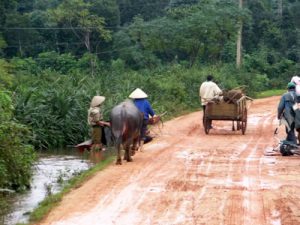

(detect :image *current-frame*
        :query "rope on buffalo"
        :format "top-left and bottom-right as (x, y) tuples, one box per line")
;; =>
(148, 112), (167, 137)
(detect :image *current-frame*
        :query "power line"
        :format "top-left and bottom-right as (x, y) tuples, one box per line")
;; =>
(118, 1), (199, 8)
(1, 1), (203, 31)
(3, 27), (108, 30)
(5, 43), (139, 56)
(2, 23), (167, 30)
(4, 34), (135, 50)
(95, 46), (137, 55)
(5, 42), (84, 48)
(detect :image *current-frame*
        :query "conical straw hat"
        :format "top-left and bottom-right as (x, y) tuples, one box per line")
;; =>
(129, 88), (148, 99)
(90, 96), (105, 107)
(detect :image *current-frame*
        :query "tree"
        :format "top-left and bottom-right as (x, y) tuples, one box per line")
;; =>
(50, 0), (111, 54)
(50, 0), (112, 75)
(134, 1), (242, 66)
(90, 0), (120, 28)
(169, 0), (199, 8)
(236, 0), (243, 68)
(0, 0), (17, 56)
(4, 13), (41, 57)
(0, 60), (35, 191)
(117, 0), (169, 25)
(242, 0), (299, 63)
(277, 0), (282, 18)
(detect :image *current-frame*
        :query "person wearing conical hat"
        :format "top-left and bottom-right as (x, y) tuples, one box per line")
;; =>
(129, 88), (156, 144)
(88, 95), (110, 151)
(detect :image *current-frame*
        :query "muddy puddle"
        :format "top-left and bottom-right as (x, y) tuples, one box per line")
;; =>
(1, 148), (112, 225)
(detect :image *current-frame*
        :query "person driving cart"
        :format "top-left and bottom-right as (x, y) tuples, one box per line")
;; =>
(199, 75), (222, 129)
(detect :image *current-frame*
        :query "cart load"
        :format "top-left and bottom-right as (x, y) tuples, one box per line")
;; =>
(203, 89), (253, 135)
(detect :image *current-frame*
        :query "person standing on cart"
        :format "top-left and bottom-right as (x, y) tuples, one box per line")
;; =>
(277, 82), (297, 144)
(199, 75), (222, 129)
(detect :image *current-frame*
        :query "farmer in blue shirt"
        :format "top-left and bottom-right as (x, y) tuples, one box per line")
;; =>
(278, 82), (297, 144)
(129, 88), (156, 144)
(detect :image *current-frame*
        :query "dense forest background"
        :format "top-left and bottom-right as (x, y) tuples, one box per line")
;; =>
(0, 0), (299, 190)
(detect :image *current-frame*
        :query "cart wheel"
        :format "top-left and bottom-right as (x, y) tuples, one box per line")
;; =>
(241, 109), (247, 135)
(204, 118), (210, 134)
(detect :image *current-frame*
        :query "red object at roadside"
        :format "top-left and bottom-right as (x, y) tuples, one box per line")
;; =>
(75, 139), (92, 152)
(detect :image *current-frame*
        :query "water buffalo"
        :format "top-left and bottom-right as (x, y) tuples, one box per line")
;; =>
(110, 100), (143, 165)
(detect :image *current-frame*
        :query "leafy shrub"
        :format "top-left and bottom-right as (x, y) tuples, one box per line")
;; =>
(0, 59), (13, 89)
(14, 70), (91, 149)
(243, 47), (297, 88)
(36, 51), (78, 74)
(0, 91), (35, 190)
(10, 57), (39, 75)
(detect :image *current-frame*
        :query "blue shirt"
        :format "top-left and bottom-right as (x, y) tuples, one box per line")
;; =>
(133, 98), (155, 120)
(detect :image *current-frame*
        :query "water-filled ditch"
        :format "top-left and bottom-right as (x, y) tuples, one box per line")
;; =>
(1, 148), (112, 225)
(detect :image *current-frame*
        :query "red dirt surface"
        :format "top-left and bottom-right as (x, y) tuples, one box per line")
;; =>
(37, 96), (300, 225)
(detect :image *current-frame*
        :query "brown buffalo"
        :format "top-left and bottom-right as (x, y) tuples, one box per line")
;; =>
(110, 100), (143, 165)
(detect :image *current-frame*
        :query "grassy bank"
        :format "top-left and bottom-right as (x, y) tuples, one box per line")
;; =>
(255, 89), (285, 98)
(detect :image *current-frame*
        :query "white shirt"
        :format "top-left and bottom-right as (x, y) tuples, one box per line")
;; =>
(87, 106), (103, 126)
(199, 81), (222, 106)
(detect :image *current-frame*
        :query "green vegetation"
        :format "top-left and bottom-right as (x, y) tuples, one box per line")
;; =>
(0, 0), (299, 193)
(10, 60), (290, 151)
(0, 87), (36, 191)
(256, 89), (286, 98)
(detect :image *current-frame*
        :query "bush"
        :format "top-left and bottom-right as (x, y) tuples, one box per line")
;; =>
(243, 48), (298, 88)
(0, 91), (35, 191)
(14, 70), (91, 149)
(36, 51), (78, 74)
(10, 57), (39, 75)
(0, 59), (14, 89)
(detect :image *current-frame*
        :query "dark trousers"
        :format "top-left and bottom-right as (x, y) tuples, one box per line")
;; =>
(141, 119), (153, 143)
(141, 119), (149, 141)
(92, 126), (102, 144)
(91, 125), (108, 145)
(202, 105), (212, 128)
(286, 122), (297, 144)
(202, 105), (206, 126)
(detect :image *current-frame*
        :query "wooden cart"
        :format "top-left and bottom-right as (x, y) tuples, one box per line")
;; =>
(203, 96), (252, 135)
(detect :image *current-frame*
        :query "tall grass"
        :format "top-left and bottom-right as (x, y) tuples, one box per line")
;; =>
(10, 57), (295, 149)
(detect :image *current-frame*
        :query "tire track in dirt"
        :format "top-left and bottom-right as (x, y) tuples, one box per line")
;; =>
(221, 109), (278, 225)
(233, 113), (273, 225)
(187, 112), (271, 225)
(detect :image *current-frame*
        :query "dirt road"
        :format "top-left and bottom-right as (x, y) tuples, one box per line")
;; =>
(37, 96), (300, 225)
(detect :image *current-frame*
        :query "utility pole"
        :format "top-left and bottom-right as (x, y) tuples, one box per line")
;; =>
(278, 0), (283, 18)
(236, 0), (243, 69)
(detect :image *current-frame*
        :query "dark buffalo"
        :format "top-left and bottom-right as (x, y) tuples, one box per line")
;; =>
(110, 100), (143, 165)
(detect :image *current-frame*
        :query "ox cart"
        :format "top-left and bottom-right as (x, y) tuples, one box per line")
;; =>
(203, 95), (252, 135)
